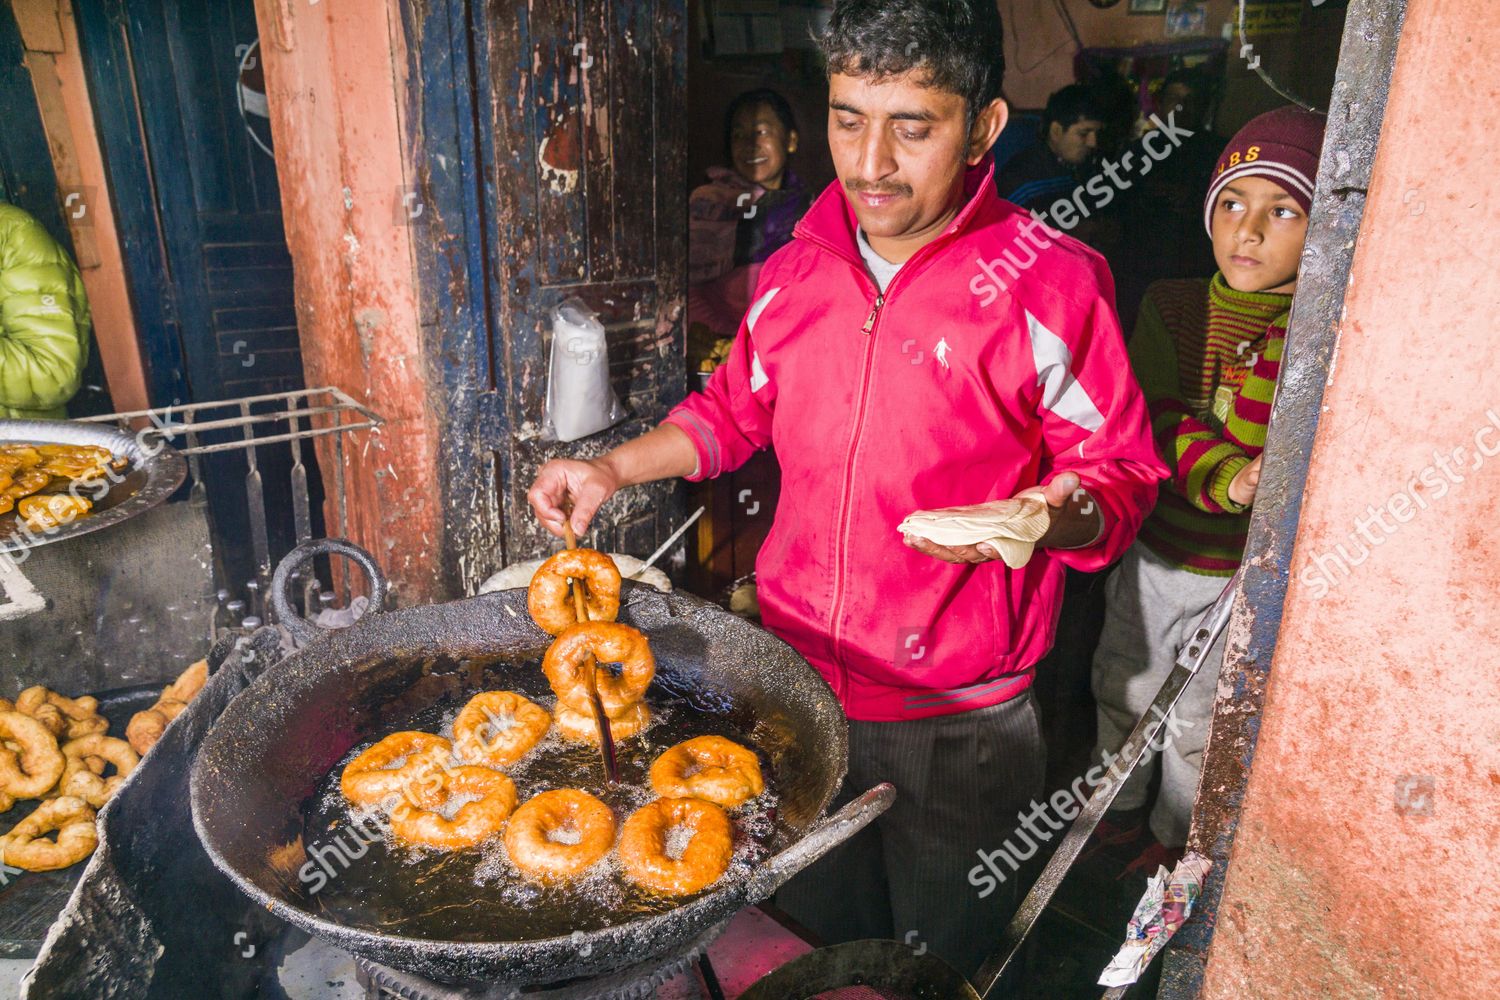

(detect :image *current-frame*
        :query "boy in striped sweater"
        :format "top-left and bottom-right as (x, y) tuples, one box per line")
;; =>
(1091, 107), (1327, 853)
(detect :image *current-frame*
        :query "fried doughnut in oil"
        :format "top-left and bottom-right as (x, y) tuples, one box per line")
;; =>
(339, 732), (451, 809)
(542, 621), (655, 718)
(551, 700), (650, 744)
(617, 797), (733, 896)
(389, 765), (517, 850)
(527, 549), (622, 635)
(452, 691), (550, 768)
(503, 789), (615, 880)
(649, 735), (764, 808)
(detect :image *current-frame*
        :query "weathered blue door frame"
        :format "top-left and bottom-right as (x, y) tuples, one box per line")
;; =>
(72, 0), (189, 406)
(400, 0), (689, 595)
(72, 0), (320, 596)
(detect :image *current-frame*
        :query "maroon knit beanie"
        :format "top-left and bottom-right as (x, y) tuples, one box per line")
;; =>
(1203, 105), (1328, 235)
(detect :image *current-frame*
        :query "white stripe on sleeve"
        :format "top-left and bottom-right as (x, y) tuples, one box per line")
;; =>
(1026, 309), (1104, 433)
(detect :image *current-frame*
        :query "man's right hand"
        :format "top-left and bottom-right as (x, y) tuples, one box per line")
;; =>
(528, 457), (620, 539)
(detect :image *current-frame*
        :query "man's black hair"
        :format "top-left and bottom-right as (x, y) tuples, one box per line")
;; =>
(723, 88), (800, 162)
(816, 0), (1006, 129)
(1041, 83), (1105, 134)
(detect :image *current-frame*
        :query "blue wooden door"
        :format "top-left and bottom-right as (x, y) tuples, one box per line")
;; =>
(75, 0), (319, 592)
(78, 0), (302, 404)
(402, 0), (690, 593)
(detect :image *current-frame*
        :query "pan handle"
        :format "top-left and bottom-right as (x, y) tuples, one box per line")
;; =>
(743, 782), (896, 902)
(269, 537), (389, 646)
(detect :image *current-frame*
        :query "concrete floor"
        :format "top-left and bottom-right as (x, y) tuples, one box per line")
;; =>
(0, 958), (31, 997)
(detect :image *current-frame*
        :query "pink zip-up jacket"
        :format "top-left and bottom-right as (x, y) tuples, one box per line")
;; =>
(664, 157), (1167, 721)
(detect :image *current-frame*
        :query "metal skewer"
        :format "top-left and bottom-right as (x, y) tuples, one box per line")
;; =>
(562, 503), (620, 784)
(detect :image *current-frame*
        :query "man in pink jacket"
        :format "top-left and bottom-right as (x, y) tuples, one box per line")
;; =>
(529, 0), (1165, 978)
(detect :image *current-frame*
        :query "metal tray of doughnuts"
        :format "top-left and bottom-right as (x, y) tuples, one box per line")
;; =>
(0, 419), (187, 551)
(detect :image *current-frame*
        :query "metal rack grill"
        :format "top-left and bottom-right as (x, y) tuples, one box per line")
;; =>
(80, 386), (383, 619)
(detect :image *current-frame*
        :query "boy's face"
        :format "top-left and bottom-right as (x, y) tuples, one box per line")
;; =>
(1210, 175), (1308, 294)
(827, 70), (1005, 263)
(730, 103), (797, 190)
(1048, 119), (1102, 166)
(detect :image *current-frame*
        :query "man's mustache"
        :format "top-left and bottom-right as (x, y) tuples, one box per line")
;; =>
(845, 181), (913, 197)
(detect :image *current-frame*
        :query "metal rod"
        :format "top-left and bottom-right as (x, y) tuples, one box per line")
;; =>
(184, 409), (207, 509)
(172, 421), (379, 456)
(332, 430), (350, 605)
(562, 511), (620, 785)
(76, 385), (379, 422)
(642, 505), (705, 571)
(288, 409), (316, 620)
(241, 400), (273, 620)
(123, 401), (363, 436)
(972, 570), (1243, 998)
(697, 954), (728, 1000)
(288, 411), (313, 544)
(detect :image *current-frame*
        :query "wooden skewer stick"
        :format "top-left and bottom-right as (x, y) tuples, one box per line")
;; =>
(562, 502), (619, 783)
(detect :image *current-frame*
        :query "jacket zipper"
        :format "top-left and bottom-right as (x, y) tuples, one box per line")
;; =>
(827, 283), (885, 694)
(794, 185), (991, 692)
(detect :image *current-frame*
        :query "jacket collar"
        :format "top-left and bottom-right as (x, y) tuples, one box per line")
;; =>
(793, 154), (999, 268)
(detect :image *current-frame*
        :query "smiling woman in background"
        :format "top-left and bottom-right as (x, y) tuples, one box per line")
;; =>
(687, 89), (813, 346)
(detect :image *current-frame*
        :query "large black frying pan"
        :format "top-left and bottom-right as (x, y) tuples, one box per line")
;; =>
(190, 539), (893, 988)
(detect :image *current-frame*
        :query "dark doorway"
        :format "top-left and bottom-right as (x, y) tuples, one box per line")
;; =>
(74, 0), (322, 595)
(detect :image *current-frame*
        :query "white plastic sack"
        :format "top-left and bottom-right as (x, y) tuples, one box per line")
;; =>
(542, 297), (626, 442)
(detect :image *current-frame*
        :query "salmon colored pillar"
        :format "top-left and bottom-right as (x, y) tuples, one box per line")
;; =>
(14, 0), (150, 413)
(251, 0), (447, 604)
(1201, 0), (1500, 995)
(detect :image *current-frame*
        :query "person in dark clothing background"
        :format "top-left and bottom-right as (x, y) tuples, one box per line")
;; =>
(995, 83), (1104, 212)
(1110, 66), (1227, 333)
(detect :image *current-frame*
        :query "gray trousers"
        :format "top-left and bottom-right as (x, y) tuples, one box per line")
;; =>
(775, 690), (1046, 981)
(1090, 542), (1228, 847)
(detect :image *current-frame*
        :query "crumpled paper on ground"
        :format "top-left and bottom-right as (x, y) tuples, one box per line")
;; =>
(897, 493), (1051, 569)
(1098, 851), (1213, 987)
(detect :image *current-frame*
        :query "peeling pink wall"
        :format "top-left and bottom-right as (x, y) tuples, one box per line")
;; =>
(251, 0), (447, 605)
(1202, 1), (1500, 996)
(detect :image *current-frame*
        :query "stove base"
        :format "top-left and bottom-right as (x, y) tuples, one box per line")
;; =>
(262, 920), (729, 1000)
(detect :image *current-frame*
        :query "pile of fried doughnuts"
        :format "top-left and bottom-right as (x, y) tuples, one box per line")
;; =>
(336, 724), (762, 895)
(126, 659), (208, 755)
(0, 442), (126, 524)
(528, 548), (655, 744)
(0, 684), (142, 872)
